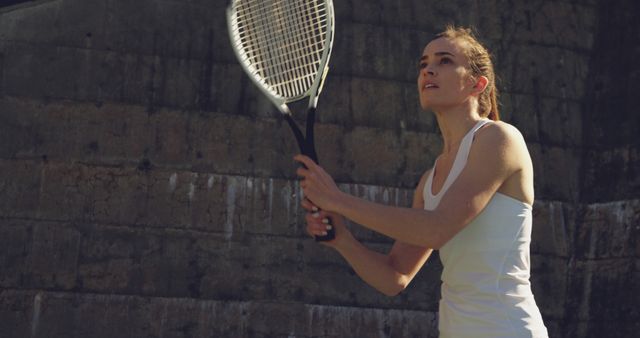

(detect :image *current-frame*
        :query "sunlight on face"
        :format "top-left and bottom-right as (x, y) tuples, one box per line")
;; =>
(417, 37), (477, 112)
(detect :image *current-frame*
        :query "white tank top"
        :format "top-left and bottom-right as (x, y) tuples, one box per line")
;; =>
(424, 119), (548, 338)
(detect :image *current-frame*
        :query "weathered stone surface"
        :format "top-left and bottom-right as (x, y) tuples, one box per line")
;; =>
(0, 289), (439, 338)
(0, 219), (441, 311)
(27, 223), (80, 289)
(494, 1), (596, 49)
(0, 159), (420, 235)
(0, 97), (441, 188)
(578, 0), (640, 205)
(0, 40), (247, 113)
(0, 159), (42, 218)
(502, 93), (583, 147)
(530, 254), (567, 320)
(581, 145), (640, 203)
(348, 23), (425, 82)
(562, 258), (640, 338)
(528, 143), (581, 201)
(0, 0), (234, 62)
(35, 162), (150, 225)
(575, 200), (640, 259)
(531, 201), (575, 257)
(0, 289), (33, 338)
(0, 221), (31, 287)
(502, 43), (590, 100)
(351, 0), (597, 50)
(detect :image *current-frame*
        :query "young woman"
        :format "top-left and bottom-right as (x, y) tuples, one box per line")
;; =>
(294, 26), (549, 337)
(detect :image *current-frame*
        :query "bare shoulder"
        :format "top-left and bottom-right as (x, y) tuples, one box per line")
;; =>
(472, 120), (531, 172)
(476, 120), (527, 146)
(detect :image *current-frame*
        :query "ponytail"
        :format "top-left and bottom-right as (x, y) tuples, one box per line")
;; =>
(486, 86), (500, 121)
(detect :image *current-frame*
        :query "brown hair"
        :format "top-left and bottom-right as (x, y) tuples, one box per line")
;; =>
(436, 25), (500, 121)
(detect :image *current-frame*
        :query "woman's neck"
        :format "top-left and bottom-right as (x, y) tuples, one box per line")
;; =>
(434, 105), (482, 157)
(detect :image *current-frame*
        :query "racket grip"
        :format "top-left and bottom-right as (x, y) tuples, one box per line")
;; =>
(314, 212), (335, 242)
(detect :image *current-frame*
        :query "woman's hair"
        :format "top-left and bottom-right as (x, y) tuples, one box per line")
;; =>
(436, 25), (500, 121)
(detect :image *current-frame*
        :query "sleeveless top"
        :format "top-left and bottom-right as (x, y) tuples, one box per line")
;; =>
(423, 119), (548, 338)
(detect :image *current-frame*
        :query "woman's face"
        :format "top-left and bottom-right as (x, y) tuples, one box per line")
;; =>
(417, 37), (476, 112)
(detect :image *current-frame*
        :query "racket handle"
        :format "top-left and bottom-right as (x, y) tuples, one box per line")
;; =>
(314, 212), (335, 242)
(283, 112), (334, 241)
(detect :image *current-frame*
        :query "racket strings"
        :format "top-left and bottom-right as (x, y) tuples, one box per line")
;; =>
(231, 0), (329, 99)
(237, 0), (326, 38)
(237, 0), (326, 50)
(237, 29), (326, 85)
(249, 0), (325, 97)
(284, 1), (325, 95)
(237, 18), (327, 53)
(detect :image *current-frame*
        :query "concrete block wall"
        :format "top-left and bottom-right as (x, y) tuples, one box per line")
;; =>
(0, 0), (637, 337)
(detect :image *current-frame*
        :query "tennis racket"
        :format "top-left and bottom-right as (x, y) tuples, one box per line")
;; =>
(226, 0), (336, 241)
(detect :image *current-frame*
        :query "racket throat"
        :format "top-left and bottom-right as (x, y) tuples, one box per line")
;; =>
(279, 103), (292, 115)
(284, 109), (319, 164)
(308, 96), (319, 110)
(304, 107), (319, 162)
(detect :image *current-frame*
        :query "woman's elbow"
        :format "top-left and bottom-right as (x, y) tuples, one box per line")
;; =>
(429, 238), (446, 250)
(381, 276), (410, 297)
(381, 286), (403, 297)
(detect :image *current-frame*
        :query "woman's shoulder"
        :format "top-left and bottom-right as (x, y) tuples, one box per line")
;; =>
(477, 120), (527, 148)
(474, 120), (532, 172)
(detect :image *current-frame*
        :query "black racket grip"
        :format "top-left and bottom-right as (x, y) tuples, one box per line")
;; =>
(284, 111), (335, 242)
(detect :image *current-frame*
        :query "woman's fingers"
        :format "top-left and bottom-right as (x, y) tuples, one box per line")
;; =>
(301, 198), (319, 212)
(305, 212), (333, 236)
(303, 198), (336, 239)
(305, 210), (326, 223)
(294, 155), (316, 170)
(306, 221), (328, 237)
(296, 166), (310, 179)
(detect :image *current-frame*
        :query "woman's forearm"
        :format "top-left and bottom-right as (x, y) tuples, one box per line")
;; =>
(335, 235), (409, 297)
(336, 193), (447, 249)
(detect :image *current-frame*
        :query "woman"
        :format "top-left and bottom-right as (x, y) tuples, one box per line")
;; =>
(294, 26), (549, 337)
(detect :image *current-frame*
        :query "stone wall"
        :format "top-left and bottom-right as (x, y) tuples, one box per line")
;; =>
(0, 0), (637, 337)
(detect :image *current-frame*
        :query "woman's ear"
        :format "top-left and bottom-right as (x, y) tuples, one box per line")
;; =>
(471, 76), (489, 96)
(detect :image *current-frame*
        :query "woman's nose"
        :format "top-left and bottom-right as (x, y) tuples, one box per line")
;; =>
(429, 64), (439, 74)
(423, 67), (435, 76)
(418, 65), (436, 78)
(421, 64), (436, 76)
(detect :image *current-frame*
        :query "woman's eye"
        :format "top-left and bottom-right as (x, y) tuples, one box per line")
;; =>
(440, 57), (452, 64)
(418, 62), (428, 70)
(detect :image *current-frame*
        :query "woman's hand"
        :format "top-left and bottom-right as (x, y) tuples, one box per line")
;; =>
(294, 154), (343, 213)
(301, 198), (353, 248)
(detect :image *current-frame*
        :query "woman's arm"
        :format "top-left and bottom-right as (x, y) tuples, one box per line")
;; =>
(304, 172), (433, 296)
(334, 237), (432, 296)
(297, 122), (526, 249)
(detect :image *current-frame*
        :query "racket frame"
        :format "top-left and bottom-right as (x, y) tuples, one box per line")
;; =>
(226, 0), (335, 114)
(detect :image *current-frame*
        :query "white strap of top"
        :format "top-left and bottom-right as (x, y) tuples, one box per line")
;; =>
(431, 119), (492, 200)
(457, 119), (492, 165)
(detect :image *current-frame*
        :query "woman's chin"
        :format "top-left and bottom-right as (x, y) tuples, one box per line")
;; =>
(420, 100), (443, 112)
